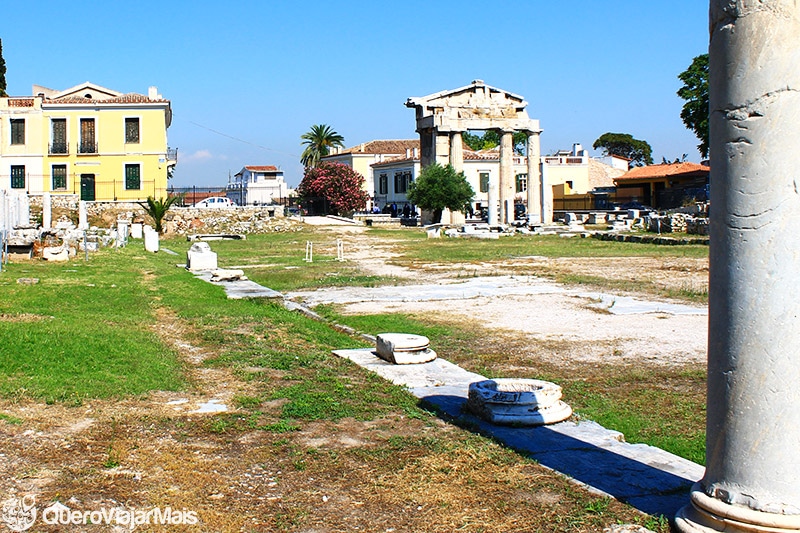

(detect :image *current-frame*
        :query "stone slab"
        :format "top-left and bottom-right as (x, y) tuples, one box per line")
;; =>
(193, 271), (282, 300)
(333, 348), (704, 517)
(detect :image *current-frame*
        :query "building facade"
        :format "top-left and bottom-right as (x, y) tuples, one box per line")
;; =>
(226, 165), (289, 205)
(0, 82), (176, 201)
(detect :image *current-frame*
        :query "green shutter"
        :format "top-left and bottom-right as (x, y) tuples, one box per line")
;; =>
(125, 164), (141, 190)
(10, 166), (25, 189)
(52, 165), (67, 190)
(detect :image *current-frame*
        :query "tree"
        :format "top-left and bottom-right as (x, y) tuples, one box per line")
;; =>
(677, 53), (709, 159)
(462, 130), (527, 154)
(300, 124), (345, 168)
(139, 195), (183, 233)
(297, 162), (368, 215)
(406, 163), (475, 223)
(0, 39), (8, 97)
(592, 133), (653, 167)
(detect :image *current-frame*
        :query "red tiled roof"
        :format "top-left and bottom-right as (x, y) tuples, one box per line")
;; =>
(333, 139), (419, 155)
(614, 162), (709, 182)
(245, 165), (279, 172)
(45, 93), (169, 104)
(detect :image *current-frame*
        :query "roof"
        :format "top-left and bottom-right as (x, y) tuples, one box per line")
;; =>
(44, 93), (169, 104)
(588, 159), (626, 189)
(614, 162), (709, 182)
(244, 165), (279, 172)
(328, 139), (419, 156)
(405, 79), (526, 109)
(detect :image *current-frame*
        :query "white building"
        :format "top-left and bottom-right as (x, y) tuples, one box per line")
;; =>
(371, 143), (597, 219)
(227, 165), (288, 205)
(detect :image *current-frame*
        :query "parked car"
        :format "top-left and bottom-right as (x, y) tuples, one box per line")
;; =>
(193, 197), (236, 208)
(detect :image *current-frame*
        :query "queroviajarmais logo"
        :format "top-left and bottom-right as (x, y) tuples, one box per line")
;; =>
(1, 495), (36, 532)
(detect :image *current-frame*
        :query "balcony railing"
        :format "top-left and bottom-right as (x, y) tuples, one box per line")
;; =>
(167, 147), (178, 163)
(49, 142), (69, 155)
(78, 142), (98, 154)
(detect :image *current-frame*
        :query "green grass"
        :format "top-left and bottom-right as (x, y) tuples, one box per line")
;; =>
(0, 230), (707, 467)
(0, 255), (186, 401)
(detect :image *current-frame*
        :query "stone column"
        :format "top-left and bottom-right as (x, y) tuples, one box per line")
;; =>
(434, 131), (451, 167)
(526, 132), (542, 224)
(78, 201), (88, 230)
(449, 131), (464, 173)
(675, 2), (800, 532)
(499, 130), (514, 224)
(42, 193), (52, 230)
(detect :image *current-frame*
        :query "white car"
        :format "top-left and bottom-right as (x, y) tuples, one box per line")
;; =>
(193, 197), (236, 208)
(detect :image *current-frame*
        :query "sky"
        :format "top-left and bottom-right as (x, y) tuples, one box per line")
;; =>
(2, 1), (709, 188)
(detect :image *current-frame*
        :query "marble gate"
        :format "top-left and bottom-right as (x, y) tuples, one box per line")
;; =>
(405, 80), (544, 225)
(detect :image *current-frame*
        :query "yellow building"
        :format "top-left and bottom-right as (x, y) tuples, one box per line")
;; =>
(0, 82), (176, 201)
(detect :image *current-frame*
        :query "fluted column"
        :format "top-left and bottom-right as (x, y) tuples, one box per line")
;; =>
(526, 131), (541, 224)
(499, 130), (514, 224)
(675, 2), (800, 531)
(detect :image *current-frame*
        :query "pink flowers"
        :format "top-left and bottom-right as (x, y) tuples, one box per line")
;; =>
(298, 162), (369, 214)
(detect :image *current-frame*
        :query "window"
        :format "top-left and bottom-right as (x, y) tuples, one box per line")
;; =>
(79, 118), (96, 153)
(516, 173), (527, 193)
(10, 119), (25, 145)
(51, 119), (67, 154)
(125, 117), (140, 143)
(52, 165), (67, 190)
(378, 174), (388, 195)
(10, 166), (25, 189)
(394, 171), (412, 194)
(479, 172), (490, 193)
(125, 164), (141, 190)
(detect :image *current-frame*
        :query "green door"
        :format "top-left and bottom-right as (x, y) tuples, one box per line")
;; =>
(80, 174), (95, 201)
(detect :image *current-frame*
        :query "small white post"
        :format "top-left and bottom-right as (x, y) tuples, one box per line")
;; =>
(304, 241), (313, 263)
(336, 239), (344, 262)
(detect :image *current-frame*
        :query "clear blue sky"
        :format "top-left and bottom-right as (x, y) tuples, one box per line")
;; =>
(2, 0), (709, 188)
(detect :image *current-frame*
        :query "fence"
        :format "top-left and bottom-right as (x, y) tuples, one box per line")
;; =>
(0, 174), (163, 201)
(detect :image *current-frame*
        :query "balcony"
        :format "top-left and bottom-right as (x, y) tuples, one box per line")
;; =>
(78, 142), (98, 154)
(167, 147), (178, 165)
(49, 142), (69, 155)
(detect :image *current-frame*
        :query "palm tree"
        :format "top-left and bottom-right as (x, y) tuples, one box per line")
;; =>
(300, 124), (345, 168)
(138, 195), (183, 233)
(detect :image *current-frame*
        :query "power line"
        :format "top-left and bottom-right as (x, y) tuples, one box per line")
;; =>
(174, 114), (301, 159)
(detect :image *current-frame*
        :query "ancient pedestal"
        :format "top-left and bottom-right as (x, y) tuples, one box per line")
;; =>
(467, 378), (572, 426)
(675, 2), (800, 531)
(375, 333), (436, 365)
(186, 242), (218, 271)
(143, 226), (159, 253)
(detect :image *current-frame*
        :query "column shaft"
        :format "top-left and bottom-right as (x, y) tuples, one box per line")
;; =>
(499, 131), (514, 224)
(526, 132), (541, 224)
(676, 2), (800, 530)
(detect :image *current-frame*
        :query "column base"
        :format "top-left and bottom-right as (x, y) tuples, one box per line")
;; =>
(675, 484), (800, 532)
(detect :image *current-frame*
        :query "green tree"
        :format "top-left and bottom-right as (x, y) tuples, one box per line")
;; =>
(462, 130), (527, 154)
(138, 195), (183, 233)
(300, 124), (345, 168)
(297, 162), (368, 216)
(677, 53), (709, 158)
(407, 163), (475, 223)
(0, 39), (8, 97)
(592, 132), (653, 167)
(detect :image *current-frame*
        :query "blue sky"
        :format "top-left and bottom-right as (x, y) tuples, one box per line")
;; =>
(2, 1), (709, 188)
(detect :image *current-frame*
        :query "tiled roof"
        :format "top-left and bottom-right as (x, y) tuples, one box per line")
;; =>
(614, 162), (709, 182)
(45, 93), (169, 104)
(245, 165), (279, 172)
(334, 139), (419, 155)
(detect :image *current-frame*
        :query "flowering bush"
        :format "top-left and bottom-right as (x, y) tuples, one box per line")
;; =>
(297, 162), (369, 215)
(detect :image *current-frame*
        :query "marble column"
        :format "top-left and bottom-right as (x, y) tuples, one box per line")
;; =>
(499, 130), (514, 224)
(42, 192), (52, 230)
(449, 131), (464, 173)
(675, 2), (800, 531)
(526, 132), (542, 224)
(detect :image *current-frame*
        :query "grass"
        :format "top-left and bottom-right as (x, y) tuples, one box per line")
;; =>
(0, 228), (708, 532)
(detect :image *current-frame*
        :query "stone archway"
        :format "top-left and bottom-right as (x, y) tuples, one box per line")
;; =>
(405, 80), (544, 224)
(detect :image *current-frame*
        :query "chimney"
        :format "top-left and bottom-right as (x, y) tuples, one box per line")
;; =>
(148, 86), (159, 99)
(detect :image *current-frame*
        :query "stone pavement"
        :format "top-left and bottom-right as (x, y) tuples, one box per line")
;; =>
(333, 347), (704, 518)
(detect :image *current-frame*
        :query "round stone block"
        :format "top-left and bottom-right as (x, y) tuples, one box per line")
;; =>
(467, 378), (572, 426)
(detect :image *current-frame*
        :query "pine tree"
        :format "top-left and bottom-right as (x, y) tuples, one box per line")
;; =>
(0, 39), (7, 97)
